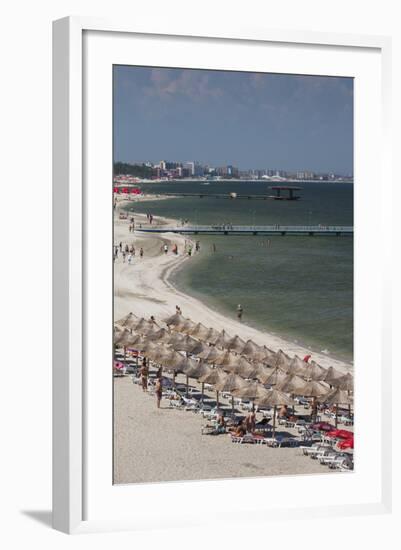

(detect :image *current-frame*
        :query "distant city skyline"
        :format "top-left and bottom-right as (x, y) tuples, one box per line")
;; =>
(114, 66), (353, 174)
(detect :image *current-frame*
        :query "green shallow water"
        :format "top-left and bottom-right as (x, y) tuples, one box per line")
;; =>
(126, 181), (353, 361)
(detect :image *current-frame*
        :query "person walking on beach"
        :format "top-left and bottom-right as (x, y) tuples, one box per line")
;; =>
(163, 244), (168, 254)
(176, 305), (182, 314)
(119, 242), (122, 252)
(188, 245), (193, 256)
(155, 377), (163, 409)
(212, 243), (217, 253)
(127, 253), (132, 265)
(237, 304), (243, 322)
(140, 247), (144, 258)
(172, 243), (178, 255)
(195, 241), (200, 253)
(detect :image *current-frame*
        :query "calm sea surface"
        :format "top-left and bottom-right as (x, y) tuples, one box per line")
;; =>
(126, 181), (353, 361)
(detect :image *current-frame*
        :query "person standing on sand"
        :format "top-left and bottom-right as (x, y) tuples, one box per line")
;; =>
(155, 377), (162, 408)
(127, 253), (132, 265)
(163, 244), (168, 254)
(212, 243), (217, 253)
(237, 304), (243, 321)
(122, 251), (126, 263)
(140, 359), (149, 392)
(140, 247), (144, 258)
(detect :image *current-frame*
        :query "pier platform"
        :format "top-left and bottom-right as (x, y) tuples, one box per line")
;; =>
(136, 225), (353, 236)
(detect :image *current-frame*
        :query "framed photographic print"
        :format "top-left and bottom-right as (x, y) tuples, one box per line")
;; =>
(53, 17), (392, 534)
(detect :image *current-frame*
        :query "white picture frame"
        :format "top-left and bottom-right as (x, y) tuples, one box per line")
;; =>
(52, 16), (392, 534)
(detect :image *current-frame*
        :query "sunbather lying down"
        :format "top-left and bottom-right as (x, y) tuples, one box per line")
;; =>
(202, 412), (227, 435)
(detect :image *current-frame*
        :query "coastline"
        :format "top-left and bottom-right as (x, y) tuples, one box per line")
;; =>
(114, 194), (352, 373)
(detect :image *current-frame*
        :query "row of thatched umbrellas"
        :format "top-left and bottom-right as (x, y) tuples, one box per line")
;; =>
(114, 312), (353, 432)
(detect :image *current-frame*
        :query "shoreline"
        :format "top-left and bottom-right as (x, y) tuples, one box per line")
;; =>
(114, 194), (352, 372)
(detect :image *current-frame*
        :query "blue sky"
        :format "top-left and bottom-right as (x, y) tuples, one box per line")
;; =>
(113, 66), (353, 174)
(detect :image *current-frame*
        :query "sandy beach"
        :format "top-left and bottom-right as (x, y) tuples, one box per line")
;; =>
(113, 194), (353, 484)
(114, 195), (351, 372)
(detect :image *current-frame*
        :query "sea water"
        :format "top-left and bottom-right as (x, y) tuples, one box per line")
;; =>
(127, 181), (353, 361)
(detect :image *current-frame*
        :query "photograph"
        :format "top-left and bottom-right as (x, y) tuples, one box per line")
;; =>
(112, 65), (354, 484)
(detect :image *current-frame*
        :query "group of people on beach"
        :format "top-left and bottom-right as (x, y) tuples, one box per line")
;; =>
(139, 357), (163, 409)
(114, 242), (144, 263)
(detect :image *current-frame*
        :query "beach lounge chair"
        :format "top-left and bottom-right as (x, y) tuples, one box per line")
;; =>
(169, 398), (185, 409)
(231, 433), (256, 444)
(328, 454), (354, 470)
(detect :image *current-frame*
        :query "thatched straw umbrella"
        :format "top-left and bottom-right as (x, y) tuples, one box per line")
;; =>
(188, 322), (210, 340)
(203, 327), (221, 345)
(221, 355), (257, 379)
(231, 381), (270, 411)
(160, 349), (187, 386)
(227, 335), (246, 354)
(173, 318), (196, 334)
(233, 360), (260, 380)
(324, 366), (344, 386)
(241, 339), (261, 359)
(114, 329), (145, 366)
(182, 360), (212, 402)
(305, 360), (327, 381)
(147, 343), (172, 364)
(214, 373), (248, 414)
(167, 332), (185, 347)
(274, 349), (292, 372)
(144, 327), (172, 343)
(115, 312), (139, 330)
(198, 368), (228, 408)
(253, 365), (274, 384)
(114, 328), (133, 347)
(318, 387), (353, 427)
(176, 356), (198, 396)
(163, 312), (187, 327)
(212, 330), (232, 350)
(133, 317), (159, 335)
(259, 347), (277, 368)
(255, 389), (295, 437)
(297, 380), (330, 421)
(276, 373), (306, 415)
(197, 346), (225, 364)
(260, 368), (288, 387)
(277, 373), (306, 394)
(170, 334), (199, 353)
(214, 351), (237, 369)
(336, 372), (354, 392)
(287, 355), (309, 377)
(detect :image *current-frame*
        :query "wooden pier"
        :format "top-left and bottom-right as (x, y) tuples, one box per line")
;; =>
(159, 186), (302, 201)
(137, 225), (353, 236)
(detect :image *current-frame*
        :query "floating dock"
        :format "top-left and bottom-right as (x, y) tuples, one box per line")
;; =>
(137, 225), (353, 236)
